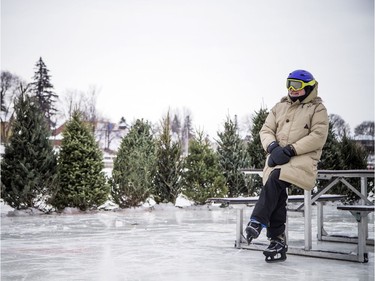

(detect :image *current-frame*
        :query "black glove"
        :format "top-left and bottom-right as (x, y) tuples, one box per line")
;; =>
(268, 155), (277, 167)
(283, 145), (296, 157)
(268, 146), (291, 166)
(267, 141), (279, 153)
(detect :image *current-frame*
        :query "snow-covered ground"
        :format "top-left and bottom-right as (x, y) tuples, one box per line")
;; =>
(1, 201), (374, 281)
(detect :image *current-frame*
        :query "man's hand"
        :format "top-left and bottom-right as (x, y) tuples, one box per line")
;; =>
(267, 145), (295, 167)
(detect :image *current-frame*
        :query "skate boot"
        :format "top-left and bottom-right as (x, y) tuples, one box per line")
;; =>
(263, 234), (288, 263)
(245, 220), (263, 244)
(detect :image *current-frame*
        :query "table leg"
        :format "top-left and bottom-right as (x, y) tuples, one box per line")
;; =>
(304, 190), (312, 250)
(317, 202), (323, 240)
(350, 210), (370, 263)
(236, 208), (243, 248)
(360, 177), (369, 239)
(357, 214), (366, 262)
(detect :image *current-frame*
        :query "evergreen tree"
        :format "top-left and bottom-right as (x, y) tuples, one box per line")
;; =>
(171, 114), (181, 137)
(181, 131), (227, 204)
(216, 116), (250, 196)
(31, 57), (58, 129)
(339, 133), (369, 201)
(302, 121), (343, 195)
(247, 108), (269, 195)
(111, 119), (156, 208)
(53, 111), (108, 210)
(316, 122), (370, 199)
(319, 122), (343, 170)
(1, 90), (57, 209)
(154, 113), (183, 203)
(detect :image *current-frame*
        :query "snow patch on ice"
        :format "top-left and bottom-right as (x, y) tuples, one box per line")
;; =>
(61, 207), (82, 215)
(7, 208), (45, 217)
(175, 193), (195, 208)
(0, 199), (14, 217)
(1, 199), (46, 216)
(141, 197), (156, 208)
(98, 200), (119, 211)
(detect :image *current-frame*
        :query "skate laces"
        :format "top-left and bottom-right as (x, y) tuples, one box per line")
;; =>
(268, 235), (287, 251)
(247, 221), (262, 237)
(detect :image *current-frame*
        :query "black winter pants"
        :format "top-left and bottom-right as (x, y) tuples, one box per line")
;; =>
(250, 169), (291, 239)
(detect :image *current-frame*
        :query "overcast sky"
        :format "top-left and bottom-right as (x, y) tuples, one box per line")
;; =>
(1, 0), (374, 138)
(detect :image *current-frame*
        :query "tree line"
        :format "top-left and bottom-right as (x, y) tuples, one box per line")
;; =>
(1, 58), (373, 211)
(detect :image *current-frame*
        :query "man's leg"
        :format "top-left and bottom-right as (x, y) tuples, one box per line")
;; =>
(267, 186), (288, 239)
(246, 169), (290, 242)
(251, 169), (289, 226)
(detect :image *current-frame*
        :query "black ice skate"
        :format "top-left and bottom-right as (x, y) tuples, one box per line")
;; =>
(245, 221), (262, 244)
(263, 234), (288, 263)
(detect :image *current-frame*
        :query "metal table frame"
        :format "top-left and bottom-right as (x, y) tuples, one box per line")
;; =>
(337, 205), (375, 262)
(235, 169), (374, 262)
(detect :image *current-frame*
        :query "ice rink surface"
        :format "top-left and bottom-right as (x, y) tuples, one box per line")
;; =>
(1, 203), (374, 281)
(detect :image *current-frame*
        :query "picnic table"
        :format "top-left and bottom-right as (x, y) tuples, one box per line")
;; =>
(207, 169), (374, 263)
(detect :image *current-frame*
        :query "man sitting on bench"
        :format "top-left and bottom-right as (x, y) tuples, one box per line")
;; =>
(245, 69), (329, 262)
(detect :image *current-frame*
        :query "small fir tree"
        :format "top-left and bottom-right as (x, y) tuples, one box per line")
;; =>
(216, 116), (250, 196)
(171, 114), (181, 137)
(154, 113), (183, 203)
(181, 131), (227, 204)
(339, 133), (369, 202)
(247, 108), (268, 168)
(31, 57), (58, 129)
(1, 90), (57, 209)
(53, 111), (109, 210)
(247, 108), (268, 195)
(111, 119), (156, 208)
(319, 121), (344, 171)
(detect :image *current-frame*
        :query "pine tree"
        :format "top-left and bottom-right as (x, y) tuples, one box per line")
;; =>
(31, 57), (58, 129)
(111, 119), (156, 208)
(181, 131), (227, 204)
(339, 133), (369, 202)
(1, 89), (57, 209)
(171, 114), (181, 137)
(154, 113), (183, 203)
(248, 108), (268, 168)
(216, 116), (250, 197)
(319, 121), (343, 170)
(52, 111), (108, 210)
(247, 108), (269, 195)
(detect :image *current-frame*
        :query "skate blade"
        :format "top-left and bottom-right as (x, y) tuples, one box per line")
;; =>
(246, 237), (253, 245)
(264, 252), (287, 263)
(242, 233), (253, 245)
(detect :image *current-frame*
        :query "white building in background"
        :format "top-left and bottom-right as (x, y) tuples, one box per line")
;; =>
(354, 134), (375, 169)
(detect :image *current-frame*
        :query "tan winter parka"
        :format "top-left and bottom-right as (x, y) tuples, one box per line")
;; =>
(260, 83), (329, 191)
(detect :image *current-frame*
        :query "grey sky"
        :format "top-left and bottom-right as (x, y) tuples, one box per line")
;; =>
(1, 0), (374, 137)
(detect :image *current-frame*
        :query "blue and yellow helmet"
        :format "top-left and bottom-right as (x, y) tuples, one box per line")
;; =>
(287, 70), (316, 91)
